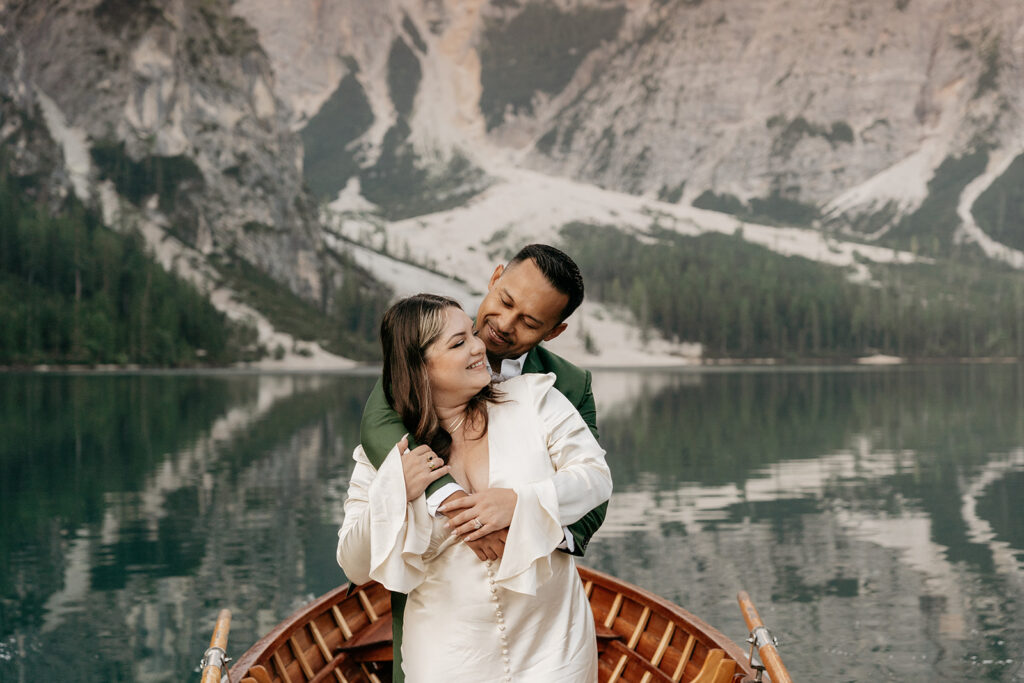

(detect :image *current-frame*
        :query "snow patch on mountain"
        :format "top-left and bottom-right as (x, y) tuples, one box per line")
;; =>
(956, 142), (1024, 268)
(34, 89), (92, 201)
(325, 161), (926, 366)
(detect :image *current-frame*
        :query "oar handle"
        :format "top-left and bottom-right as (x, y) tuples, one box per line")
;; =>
(737, 591), (793, 683)
(200, 609), (232, 683)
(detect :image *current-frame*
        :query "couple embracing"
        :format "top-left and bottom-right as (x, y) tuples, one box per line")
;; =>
(337, 244), (612, 682)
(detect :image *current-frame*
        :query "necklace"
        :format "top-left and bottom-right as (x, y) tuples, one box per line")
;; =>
(446, 412), (467, 434)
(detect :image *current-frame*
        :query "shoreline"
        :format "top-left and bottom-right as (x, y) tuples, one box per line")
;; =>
(2, 355), (1021, 375)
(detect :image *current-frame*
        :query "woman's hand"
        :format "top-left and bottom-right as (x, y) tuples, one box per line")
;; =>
(440, 488), (518, 541)
(398, 436), (450, 502)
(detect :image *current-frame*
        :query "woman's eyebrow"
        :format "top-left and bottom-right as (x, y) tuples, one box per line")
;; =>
(447, 331), (466, 343)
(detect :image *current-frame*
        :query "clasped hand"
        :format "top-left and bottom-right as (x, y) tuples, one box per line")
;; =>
(396, 436), (517, 562)
(440, 488), (517, 541)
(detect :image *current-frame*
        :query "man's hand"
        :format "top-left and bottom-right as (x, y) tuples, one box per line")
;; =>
(398, 436), (450, 502)
(463, 528), (508, 561)
(437, 490), (511, 561)
(441, 488), (518, 541)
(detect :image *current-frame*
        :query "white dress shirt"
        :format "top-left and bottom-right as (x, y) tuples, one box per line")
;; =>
(425, 351), (576, 551)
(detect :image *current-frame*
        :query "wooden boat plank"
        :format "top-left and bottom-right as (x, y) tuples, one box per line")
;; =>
(579, 567), (748, 667)
(270, 651), (290, 682)
(608, 640), (675, 683)
(230, 567), (756, 683)
(649, 619), (675, 667)
(607, 652), (629, 683)
(690, 649), (731, 683)
(337, 613), (392, 653)
(595, 623), (623, 642)
(241, 663), (272, 683)
(289, 632), (319, 679)
(331, 605), (354, 641)
(635, 613), (671, 662)
(665, 633), (696, 682)
(307, 620), (341, 682)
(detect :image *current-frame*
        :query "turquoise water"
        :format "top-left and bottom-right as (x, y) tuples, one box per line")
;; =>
(1, 367), (1022, 681)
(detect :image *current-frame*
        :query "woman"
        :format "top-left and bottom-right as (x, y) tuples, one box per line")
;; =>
(337, 294), (612, 682)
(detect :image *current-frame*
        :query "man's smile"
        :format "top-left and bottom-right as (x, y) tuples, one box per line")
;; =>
(483, 321), (510, 346)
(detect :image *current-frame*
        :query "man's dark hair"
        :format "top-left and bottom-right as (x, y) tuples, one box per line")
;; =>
(507, 244), (585, 323)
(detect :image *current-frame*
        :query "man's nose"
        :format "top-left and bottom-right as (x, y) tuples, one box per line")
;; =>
(493, 310), (515, 334)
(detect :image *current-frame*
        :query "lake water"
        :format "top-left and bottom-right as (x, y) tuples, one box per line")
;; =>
(1, 366), (1022, 682)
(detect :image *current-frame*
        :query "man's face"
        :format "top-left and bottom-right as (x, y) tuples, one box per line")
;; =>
(474, 258), (569, 364)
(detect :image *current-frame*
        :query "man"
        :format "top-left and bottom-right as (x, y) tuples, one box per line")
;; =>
(357, 244), (606, 680)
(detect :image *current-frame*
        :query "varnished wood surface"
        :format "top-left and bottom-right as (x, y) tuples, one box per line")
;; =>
(229, 567), (758, 683)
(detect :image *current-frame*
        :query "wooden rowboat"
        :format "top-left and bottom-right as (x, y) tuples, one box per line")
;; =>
(222, 566), (787, 683)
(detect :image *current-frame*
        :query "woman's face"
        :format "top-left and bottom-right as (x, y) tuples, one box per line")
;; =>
(425, 307), (490, 402)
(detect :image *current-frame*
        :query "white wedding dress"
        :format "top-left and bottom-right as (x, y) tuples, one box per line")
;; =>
(337, 374), (612, 683)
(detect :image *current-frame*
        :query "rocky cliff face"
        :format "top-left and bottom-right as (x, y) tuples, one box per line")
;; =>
(1, 0), (338, 301)
(8, 0), (1022, 260)
(236, 0), (1023, 254)
(515, 0), (1023, 213)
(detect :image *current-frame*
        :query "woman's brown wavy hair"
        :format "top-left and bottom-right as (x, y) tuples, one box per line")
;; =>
(380, 293), (500, 462)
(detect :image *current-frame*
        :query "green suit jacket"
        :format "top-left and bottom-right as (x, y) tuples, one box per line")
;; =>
(357, 344), (608, 681)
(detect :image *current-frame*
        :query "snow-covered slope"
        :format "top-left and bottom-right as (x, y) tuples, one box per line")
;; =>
(324, 161), (922, 366)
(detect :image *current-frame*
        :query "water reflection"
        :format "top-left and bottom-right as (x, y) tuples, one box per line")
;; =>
(588, 366), (1024, 681)
(0, 367), (1022, 681)
(0, 373), (375, 682)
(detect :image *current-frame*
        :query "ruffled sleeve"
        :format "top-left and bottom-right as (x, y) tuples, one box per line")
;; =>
(336, 444), (434, 593)
(495, 374), (612, 595)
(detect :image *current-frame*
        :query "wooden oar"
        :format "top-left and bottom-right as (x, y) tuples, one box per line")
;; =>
(737, 591), (792, 683)
(200, 609), (232, 683)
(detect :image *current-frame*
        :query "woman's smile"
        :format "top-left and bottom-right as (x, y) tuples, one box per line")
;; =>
(426, 308), (492, 400)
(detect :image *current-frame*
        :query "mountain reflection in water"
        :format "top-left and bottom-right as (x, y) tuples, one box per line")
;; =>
(1, 366), (1022, 681)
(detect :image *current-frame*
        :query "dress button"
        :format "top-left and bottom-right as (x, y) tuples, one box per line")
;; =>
(496, 610), (503, 618)
(498, 624), (506, 631)
(491, 594), (499, 602)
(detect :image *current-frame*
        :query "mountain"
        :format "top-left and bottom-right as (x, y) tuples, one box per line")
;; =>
(1, 0), (388, 365)
(2, 0), (1023, 365)
(237, 0), (1022, 251)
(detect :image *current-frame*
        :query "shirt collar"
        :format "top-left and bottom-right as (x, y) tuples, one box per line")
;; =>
(488, 351), (529, 383)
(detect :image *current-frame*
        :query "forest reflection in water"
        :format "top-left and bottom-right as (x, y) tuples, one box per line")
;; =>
(1, 365), (1022, 681)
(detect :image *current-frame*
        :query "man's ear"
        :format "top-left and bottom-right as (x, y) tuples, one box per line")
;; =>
(487, 264), (505, 290)
(543, 322), (568, 342)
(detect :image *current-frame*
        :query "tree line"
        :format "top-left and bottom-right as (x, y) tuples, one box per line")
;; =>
(564, 223), (1024, 359)
(0, 174), (253, 366)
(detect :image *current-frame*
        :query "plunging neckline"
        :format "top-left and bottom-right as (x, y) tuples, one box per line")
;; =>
(449, 418), (491, 494)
